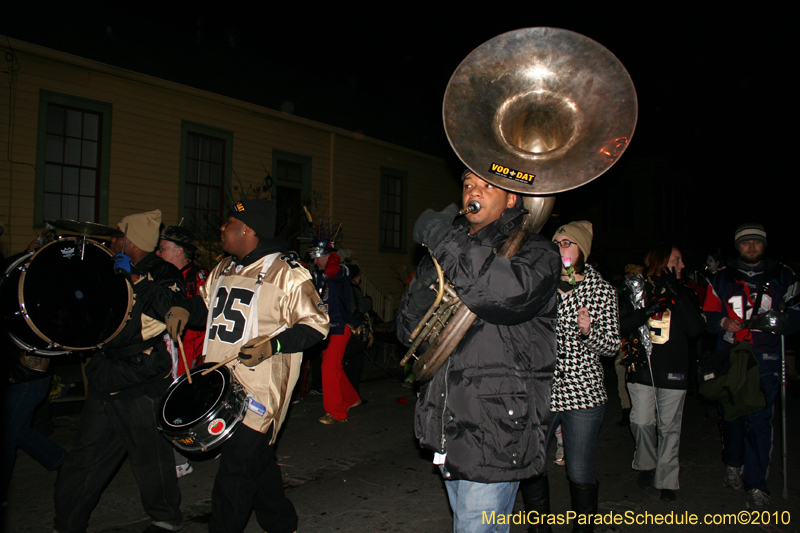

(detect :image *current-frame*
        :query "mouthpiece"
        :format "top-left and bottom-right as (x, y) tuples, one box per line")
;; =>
(458, 201), (481, 216)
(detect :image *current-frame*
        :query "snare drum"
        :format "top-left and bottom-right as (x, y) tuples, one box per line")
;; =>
(158, 363), (248, 453)
(0, 237), (132, 354)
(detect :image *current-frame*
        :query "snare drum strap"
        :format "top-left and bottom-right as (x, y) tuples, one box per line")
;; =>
(244, 253), (281, 345)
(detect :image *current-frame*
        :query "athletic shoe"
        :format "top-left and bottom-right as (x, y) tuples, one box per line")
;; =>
(746, 489), (770, 511)
(175, 463), (193, 478)
(723, 465), (743, 490)
(554, 445), (565, 466)
(319, 413), (346, 425)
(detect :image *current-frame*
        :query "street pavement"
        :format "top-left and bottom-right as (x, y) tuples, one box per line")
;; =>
(4, 348), (800, 533)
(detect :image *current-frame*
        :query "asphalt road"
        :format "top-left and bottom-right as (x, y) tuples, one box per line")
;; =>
(5, 351), (800, 533)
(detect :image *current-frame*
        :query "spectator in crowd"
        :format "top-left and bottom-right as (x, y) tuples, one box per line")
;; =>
(310, 237), (361, 424)
(342, 264), (373, 396)
(519, 220), (620, 533)
(703, 224), (800, 510)
(620, 244), (704, 502)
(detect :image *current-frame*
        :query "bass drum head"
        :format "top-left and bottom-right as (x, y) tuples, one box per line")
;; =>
(18, 238), (132, 350)
(1, 251), (69, 355)
(161, 364), (229, 429)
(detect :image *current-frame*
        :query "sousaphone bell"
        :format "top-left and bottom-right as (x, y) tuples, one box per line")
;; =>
(401, 27), (638, 381)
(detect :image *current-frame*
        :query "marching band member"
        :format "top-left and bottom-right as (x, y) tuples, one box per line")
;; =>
(397, 171), (560, 533)
(166, 199), (328, 533)
(54, 209), (185, 533)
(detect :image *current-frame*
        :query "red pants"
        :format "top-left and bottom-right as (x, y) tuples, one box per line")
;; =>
(321, 328), (359, 420)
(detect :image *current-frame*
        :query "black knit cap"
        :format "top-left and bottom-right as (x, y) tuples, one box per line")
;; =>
(161, 225), (198, 251)
(229, 199), (276, 239)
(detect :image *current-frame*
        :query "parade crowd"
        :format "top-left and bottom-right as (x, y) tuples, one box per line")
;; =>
(3, 189), (797, 533)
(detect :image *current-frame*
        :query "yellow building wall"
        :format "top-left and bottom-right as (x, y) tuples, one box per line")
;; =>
(0, 37), (459, 313)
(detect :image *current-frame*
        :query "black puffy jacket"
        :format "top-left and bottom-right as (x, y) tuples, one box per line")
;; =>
(397, 204), (560, 483)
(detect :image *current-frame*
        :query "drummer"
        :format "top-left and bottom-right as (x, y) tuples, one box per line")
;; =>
(53, 209), (186, 533)
(156, 225), (209, 479)
(165, 199), (329, 533)
(156, 225), (209, 376)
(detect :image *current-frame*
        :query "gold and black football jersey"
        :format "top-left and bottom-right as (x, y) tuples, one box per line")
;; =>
(199, 252), (329, 439)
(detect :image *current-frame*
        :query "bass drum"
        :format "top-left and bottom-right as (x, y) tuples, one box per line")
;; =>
(0, 237), (132, 354)
(158, 363), (248, 453)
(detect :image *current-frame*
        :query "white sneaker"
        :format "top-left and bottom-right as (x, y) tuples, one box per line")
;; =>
(723, 465), (743, 490)
(176, 463), (193, 478)
(554, 445), (565, 466)
(746, 488), (770, 510)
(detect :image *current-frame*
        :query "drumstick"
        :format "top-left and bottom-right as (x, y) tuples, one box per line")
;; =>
(200, 335), (277, 376)
(177, 336), (192, 384)
(201, 354), (239, 376)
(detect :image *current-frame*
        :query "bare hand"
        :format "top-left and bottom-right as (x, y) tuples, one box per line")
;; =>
(577, 307), (592, 336)
(722, 317), (743, 333)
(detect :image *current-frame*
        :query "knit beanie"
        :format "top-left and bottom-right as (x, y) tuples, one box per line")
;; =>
(117, 209), (161, 252)
(734, 223), (767, 246)
(229, 199), (276, 239)
(552, 220), (593, 260)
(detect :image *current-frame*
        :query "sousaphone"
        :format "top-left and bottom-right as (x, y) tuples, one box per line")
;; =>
(401, 27), (637, 381)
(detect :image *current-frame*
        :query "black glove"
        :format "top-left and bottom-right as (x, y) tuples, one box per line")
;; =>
(413, 204), (459, 248)
(407, 262), (439, 311)
(643, 297), (668, 317)
(660, 267), (681, 298)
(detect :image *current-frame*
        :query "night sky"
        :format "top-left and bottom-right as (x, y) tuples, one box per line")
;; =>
(2, 4), (794, 265)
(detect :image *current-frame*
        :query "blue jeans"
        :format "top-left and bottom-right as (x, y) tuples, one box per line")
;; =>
(3, 376), (68, 501)
(441, 468), (518, 533)
(721, 352), (780, 493)
(546, 405), (605, 484)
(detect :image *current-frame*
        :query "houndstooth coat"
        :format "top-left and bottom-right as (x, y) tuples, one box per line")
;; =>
(551, 265), (621, 412)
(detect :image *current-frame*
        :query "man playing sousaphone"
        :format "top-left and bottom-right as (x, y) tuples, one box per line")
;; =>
(400, 25), (636, 532)
(165, 199), (329, 533)
(397, 170), (561, 532)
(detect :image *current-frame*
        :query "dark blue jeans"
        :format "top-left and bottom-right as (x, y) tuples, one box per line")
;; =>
(721, 352), (780, 493)
(53, 392), (182, 533)
(546, 405), (605, 484)
(3, 376), (68, 501)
